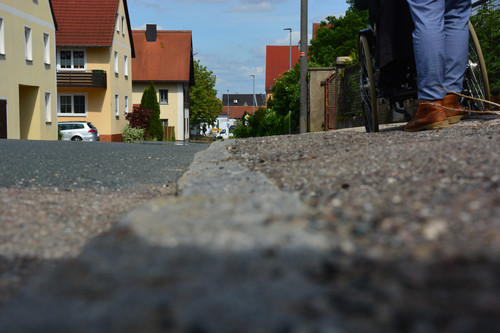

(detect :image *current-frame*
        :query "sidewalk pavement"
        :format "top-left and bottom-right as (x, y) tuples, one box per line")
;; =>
(1, 115), (500, 332)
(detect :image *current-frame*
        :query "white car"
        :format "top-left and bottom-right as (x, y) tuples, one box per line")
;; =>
(217, 129), (229, 140)
(58, 121), (100, 141)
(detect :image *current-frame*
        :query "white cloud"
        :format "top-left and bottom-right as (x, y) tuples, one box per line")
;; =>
(174, 0), (228, 2)
(197, 51), (265, 95)
(229, 2), (274, 12)
(273, 30), (300, 45)
(130, 0), (168, 13)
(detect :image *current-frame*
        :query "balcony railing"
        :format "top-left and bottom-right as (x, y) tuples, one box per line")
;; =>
(57, 70), (107, 88)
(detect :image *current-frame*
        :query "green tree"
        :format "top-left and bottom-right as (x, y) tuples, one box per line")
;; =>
(266, 64), (301, 134)
(471, 5), (500, 92)
(309, 0), (369, 67)
(190, 60), (223, 133)
(140, 82), (163, 141)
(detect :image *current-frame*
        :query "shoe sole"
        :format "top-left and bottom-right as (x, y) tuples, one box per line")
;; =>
(405, 119), (450, 132)
(447, 115), (463, 124)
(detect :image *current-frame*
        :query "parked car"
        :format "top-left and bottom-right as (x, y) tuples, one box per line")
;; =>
(216, 128), (229, 140)
(58, 121), (100, 141)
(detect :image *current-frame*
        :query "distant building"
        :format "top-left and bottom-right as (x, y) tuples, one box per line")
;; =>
(196, 93), (266, 135)
(0, 0), (58, 140)
(212, 93), (266, 132)
(265, 45), (300, 99)
(132, 25), (194, 141)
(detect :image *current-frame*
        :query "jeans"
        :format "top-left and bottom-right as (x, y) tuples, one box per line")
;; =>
(406, 0), (471, 100)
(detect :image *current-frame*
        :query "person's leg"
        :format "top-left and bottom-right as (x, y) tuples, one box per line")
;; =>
(443, 0), (471, 95)
(441, 0), (471, 123)
(405, 0), (449, 131)
(406, 0), (446, 101)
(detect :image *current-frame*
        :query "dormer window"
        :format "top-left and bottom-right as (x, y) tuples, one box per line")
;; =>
(58, 50), (86, 70)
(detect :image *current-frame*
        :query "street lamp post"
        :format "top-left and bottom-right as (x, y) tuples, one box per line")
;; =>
(250, 74), (255, 114)
(283, 28), (292, 70)
(227, 90), (230, 130)
(300, 0), (308, 133)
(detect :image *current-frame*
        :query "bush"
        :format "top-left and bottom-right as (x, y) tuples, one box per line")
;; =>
(126, 106), (153, 136)
(122, 125), (145, 143)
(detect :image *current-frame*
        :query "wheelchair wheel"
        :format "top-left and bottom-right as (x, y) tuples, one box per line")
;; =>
(461, 21), (490, 111)
(359, 34), (379, 132)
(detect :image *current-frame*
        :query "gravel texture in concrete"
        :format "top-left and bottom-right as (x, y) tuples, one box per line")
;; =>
(1, 116), (500, 332)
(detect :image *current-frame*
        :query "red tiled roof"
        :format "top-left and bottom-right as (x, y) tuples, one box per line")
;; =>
(219, 106), (265, 119)
(132, 30), (193, 83)
(265, 45), (300, 92)
(51, 0), (121, 47)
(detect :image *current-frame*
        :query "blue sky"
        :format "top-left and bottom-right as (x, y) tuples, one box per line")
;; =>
(127, 0), (350, 99)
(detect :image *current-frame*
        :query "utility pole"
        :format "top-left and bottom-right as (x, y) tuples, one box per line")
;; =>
(299, 0), (308, 133)
(250, 75), (255, 114)
(227, 90), (230, 130)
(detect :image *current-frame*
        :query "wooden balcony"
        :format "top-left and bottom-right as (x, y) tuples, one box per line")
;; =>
(57, 70), (107, 88)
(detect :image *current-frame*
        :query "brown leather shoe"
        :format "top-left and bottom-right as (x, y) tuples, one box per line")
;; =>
(443, 94), (468, 124)
(405, 100), (449, 132)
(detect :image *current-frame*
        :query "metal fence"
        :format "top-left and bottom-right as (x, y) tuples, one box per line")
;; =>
(334, 63), (365, 129)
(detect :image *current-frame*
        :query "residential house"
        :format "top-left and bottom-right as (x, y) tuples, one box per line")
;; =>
(0, 0), (58, 140)
(265, 45), (300, 100)
(213, 93), (267, 133)
(51, 0), (135, 142)
(132, 25), (194, 141)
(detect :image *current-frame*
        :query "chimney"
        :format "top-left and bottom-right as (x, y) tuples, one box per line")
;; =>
(146, 24), (157, 42)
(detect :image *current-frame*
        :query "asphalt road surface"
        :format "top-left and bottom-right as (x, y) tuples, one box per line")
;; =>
(0, 140), (208, 191)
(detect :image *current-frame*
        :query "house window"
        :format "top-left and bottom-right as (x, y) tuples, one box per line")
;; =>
(116, 13), (120, 34)
(0, 17), (5, 55)
(58, 94), (86, 115)
(124, 95), (129, 114)
(45, 92), (51, 123)
(43, 33), (50, 65)
(124, 54), (128, 77)
(25, 26), (32, 61)
(58, 50), (85, 70)
(159, 89), (168, 104)
(121, 15), (125, 36)
(114, 51), (118, 74)
(161, 119), (168, 127)
(115, 94), (119, 116)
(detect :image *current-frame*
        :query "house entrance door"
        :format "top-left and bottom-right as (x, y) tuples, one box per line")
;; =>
(0, 100), (6, 139)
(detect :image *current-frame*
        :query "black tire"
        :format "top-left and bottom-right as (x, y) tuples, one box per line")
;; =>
(461, 21), (490, 111)
(71, 136), (82, 141)
(359, 34), (379, 132)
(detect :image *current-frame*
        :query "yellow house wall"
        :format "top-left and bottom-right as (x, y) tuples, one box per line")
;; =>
(57, 48), (111, 135)
(107, 0), (132, 141)
(56, 0), (132, 142)
(132, 82), (187, 140)
(0, 0), (57, 140)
